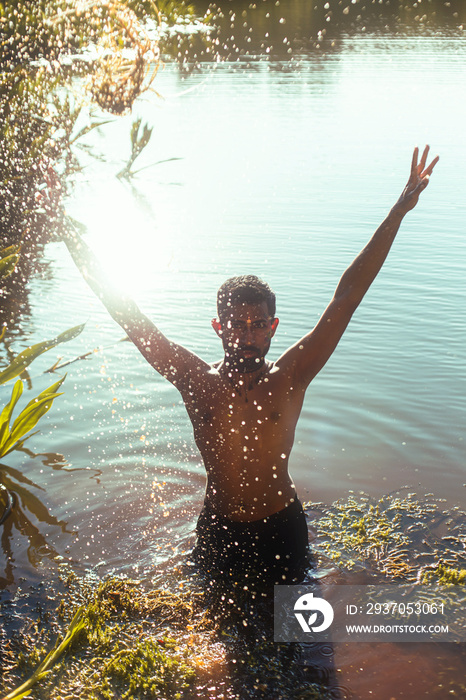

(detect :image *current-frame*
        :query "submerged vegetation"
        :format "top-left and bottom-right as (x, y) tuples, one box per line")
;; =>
(0, 572), (337, 699)
(1, 492), (464, 700)
(1, 575), (220, 700)
(311, 491), (466, 583)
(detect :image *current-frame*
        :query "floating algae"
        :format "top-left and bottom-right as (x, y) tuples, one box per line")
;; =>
(308, 491), (466, 583)
(1, 492), (464, 700)
(420, 562), (466, 586)
(0, 573), (343, 700)
(1, 575), (222, 700)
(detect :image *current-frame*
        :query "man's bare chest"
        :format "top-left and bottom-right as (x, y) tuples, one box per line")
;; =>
(182, 370), (304, 437)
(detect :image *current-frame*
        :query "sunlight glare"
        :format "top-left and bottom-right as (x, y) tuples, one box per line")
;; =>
(77, 180), (176, 297)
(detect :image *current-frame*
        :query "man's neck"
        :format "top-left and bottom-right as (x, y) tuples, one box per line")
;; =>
(219, 357), (271, 378)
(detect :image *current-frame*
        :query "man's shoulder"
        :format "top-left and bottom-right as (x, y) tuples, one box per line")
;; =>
(182, 359), (223, 386)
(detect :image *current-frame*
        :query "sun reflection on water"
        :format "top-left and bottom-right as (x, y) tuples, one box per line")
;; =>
(72, 179), (178, 298)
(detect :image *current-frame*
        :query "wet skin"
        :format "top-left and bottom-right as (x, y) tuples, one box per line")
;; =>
(64, 147), (439, 522)
(183, 301), (301, 520)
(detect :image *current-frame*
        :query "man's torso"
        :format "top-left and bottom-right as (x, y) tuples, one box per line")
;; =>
(178, 360), (306, 521)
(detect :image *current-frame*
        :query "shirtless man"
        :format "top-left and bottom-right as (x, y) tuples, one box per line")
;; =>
(64, 146), (438, 583)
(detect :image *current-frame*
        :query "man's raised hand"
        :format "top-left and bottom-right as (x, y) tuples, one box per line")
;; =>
(396, 145), (439, 213)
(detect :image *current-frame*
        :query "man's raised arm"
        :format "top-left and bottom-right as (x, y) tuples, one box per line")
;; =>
(280, 145), (439, 387)
(64, 227), (209, 387)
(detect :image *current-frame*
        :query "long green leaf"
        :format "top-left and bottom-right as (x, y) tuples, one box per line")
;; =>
(23, 375), (66, 408)
(0, 245), (21, 259)
(1, 431), (40, 455)
(69, 118), (114, 144)
(1, 607), (86, 700)
(130, 156), (182, 177)
(0, 253), (20, 279)
(1, 392), (63, 457)
(0, 324), (84, 385)
(0, 380), (23, 450)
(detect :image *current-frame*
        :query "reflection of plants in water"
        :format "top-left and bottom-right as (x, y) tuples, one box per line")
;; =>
(0, 481), (69, 588)
(116, 117), (183, 180)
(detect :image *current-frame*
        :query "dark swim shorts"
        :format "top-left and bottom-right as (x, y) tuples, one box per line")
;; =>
(192, 497), (310, 585)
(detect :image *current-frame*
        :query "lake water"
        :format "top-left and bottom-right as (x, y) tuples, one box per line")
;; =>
(1, 2), (465, 698)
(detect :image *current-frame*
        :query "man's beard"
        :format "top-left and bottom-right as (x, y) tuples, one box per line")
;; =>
(224, 343), (268, 373)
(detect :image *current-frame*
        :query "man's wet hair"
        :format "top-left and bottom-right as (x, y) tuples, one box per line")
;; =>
(217, 275), (276, 321)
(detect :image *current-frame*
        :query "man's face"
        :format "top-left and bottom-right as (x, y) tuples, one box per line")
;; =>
(213, 301), (278, 372)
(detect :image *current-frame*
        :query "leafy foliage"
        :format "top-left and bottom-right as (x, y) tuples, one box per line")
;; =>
(0, 377), (65, 458)
(1, 606), (87, 700)
(0, 323), (83, 529)
(0, 245), (21, 279)
(0, 1), (159, 248)
(0, 324), (84, 385)
(117, 118), (153, 178)
(312, 492), (466, 582)
(2, 578), (210, 700)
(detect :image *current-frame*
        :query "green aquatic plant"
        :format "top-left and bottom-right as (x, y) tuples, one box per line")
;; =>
(0, 247), (22, 280)
(0, 323), (84, 533)
(420, 562), (466, 586)
(1, 576), (215, 700)
(2, 486), (465, 700)
(117, 118), (154, 179)
(313, 493), (408, 570)
(98, 637), (196, 700)
(0, 324), (84, 386)
(0, 376), (65, 459)
(311, 492), (466, 582)
(0, 244), (83, 523)
(2, 572), (341, 699)
(0, 323), (84, 457)
(1, 607), (87, 700)
(116, 118), (183, 179)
